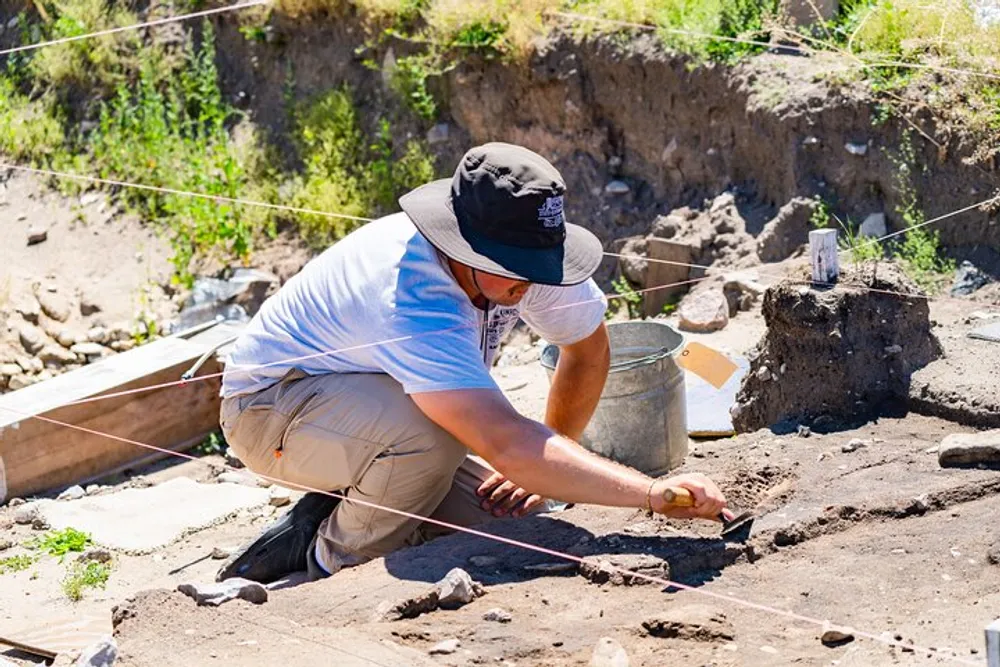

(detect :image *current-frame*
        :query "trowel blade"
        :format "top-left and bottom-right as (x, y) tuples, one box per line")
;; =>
(720, 511), (755, 543)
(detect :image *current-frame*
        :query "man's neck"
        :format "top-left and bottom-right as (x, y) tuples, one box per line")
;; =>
(447, 257), (489, 310)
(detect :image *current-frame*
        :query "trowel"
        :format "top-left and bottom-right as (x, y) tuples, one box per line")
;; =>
(662, 487), (756, 543)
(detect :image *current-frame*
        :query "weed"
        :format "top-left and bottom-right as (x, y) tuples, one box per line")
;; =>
(388, 55), (441, 120)
(610, 276), (643, 320)
(833, 214), (884, 263)
(0, 78), (65, 163)
(193, 430), (227, 456)
(29, 527), (93, 560)
(809, 197), (832, 229)
(0, 554), (37, 575)
(62, 561), (111, 601)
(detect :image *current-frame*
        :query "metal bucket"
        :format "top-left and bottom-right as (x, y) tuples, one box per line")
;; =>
(539, 320), (688, 477)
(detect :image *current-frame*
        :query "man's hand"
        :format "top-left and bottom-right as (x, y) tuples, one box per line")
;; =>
(476, 471), (546, 518)
(649, 473), (734, 522)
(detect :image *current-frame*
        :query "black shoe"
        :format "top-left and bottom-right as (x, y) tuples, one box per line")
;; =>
(216, 491), (340, 584)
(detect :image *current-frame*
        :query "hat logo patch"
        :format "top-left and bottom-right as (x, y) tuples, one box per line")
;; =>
(537, 195), (564, 228)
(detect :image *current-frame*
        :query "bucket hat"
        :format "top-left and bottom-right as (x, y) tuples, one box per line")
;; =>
(399, 142), (603, 286)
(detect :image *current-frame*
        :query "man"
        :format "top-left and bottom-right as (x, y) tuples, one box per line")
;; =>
(216, 142), (732, 583)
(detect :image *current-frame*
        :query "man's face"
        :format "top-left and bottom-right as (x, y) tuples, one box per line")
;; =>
(474, 270), (532, 306)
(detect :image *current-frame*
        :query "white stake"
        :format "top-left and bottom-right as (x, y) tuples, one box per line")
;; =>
(809, 229), (839, 284)
(987, 618), (1000, 667)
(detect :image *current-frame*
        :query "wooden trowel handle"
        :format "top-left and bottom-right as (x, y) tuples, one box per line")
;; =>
(661, 486), (696, 507)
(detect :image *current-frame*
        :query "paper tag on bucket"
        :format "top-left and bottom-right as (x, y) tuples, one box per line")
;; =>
(676, 342), (738, 390)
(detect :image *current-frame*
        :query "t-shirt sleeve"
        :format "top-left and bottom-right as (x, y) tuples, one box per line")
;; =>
(368, 309), (499, 394)
(520, 279), (607, 346)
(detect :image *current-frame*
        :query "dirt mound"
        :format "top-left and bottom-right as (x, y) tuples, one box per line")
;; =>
(731, 261), (942, 432)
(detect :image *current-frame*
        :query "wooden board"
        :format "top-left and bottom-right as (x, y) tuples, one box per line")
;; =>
(0, 611), (111, 659)
(643, 238), (695, 318)
(0, 322), (242, 501)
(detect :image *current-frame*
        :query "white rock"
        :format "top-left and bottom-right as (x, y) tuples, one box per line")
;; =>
(37, 290), (71, 322)
(71, 342), (106, 357)
(13, 503), (41, 524)
(73, 635), (117, 667)
(0, 363), (22, 377)
(58, 485), (86, 501)
(39, 345), (78, 365)
(18, 323), (47, 354)
(177, 578), (268, 607)
(211, 546), (234, 560)
(56, 329), (79, 348)
(678, 290), (729, 333)
(841, 439), (866, 453)
(939, 431), (1000, 466)
(110, 340), (135, 352)
(604, 180), (631, 196)
(859, 213), (887, 238)
(435, 568), (484, 609)
(268, 486), (292, 507)
(483, 607), (512, 623)
(87, 327), (110, 344)
(8, 374), (33, 390)
(590, 637), (630, 667)
(428, 639), (460, 655)
(86, 484), (102, 495)
(217, 472), (261, 488)
(845, 142), (868, 156)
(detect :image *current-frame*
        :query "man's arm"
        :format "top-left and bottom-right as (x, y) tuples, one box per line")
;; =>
(544, 321), (610, 440)
(411, 387), (731, 520)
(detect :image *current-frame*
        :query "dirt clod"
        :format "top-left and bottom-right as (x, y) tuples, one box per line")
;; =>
(732, 263), (941, 432)
(642, 605), (734, 641)
(177, 578), (268, 607)
(938, 431), (1000, 467)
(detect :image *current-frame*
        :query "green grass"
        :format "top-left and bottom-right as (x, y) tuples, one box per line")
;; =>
(0, 554), (38, 575)
(62, 561), (111, 601)
(29, 527), (93, 560)
(609, 275), (643, 319)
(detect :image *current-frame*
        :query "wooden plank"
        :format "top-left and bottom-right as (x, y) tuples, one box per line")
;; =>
(0, 611), (110, 659)
(0, 322), (243, 501)
(809, 228), (839, 284)
(643, 238), (695, 318)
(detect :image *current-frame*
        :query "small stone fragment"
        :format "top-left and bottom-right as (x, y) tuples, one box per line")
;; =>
(79, 294), (103, 317)
(590, 637), (630, 667)
(938, 431), (1000, 466)
(0, 538), (12, 552)
(56, 329), (79, 348)
(211, 546), (234, 560)
(604, 180), (631, 196)
(821, 624), (855, 647)
(678, 290), (730, 333)
(425, 123), (450, 145)
(71, 342), (107, 358)
(268, 486), (292, 507)
(642, 606), (734, 641)
(18, 323), (47, 354)
(27, 225), (48, 246)
(38, 342), (75, 365)
(797, 425), (812, 438)
(845, 142), (868, 156)
(177, 579), (268, 607)
(32, 516), (51, 531)
(435, 567), (485, 609)
(37, 290), (72, 323)
(0, 363), (22, 377)
(841, 439), (866, 453)
(8, 497), (26, 507)
(86, 485), (102, 496)
(87, 327), (110, 344)
(77, 548), (113, 564)
(987, 542), (1000, 565)
(428, 639), (460, 655)
(13, 503), (41, 524)
(483, 608), (512, 623)
(58, 485), (86, 501)
(73, 635), (117, 667)
(217, 472), (260, 487)
(224, 447), (245, 469)
(109, 340), (135, 352)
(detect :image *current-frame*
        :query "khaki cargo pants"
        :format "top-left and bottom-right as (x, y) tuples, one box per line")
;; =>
(220, 370), (511, 573)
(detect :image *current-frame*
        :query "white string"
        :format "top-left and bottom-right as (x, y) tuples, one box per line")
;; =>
(0, 0), (271, 57)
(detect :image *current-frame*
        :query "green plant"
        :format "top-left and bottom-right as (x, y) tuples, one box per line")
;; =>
(611, 275), (643, 319)
(0, 77), (66, 163)
(0, 554), (37, 575)
(62, 561), (111, 601)
(193, 430), (227, 456)
(810, 197), (832, 229)
(833, 214), (884, 263)
(29, 527), (93, 560)
(388, 55), (441, 120)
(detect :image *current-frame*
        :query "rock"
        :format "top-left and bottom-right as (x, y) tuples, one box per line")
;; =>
(425, 123), (450, 145)
(8, 497), (26, 507)
(211, 546), (234, 560)
(845, 142), (868, 156)
(951, 261), (991, 297)
(32, 516), (51, 531)
(87, 327), (110, 344)
(616, 236), (648, 287)
(79, 293), (103, 317)
(108, 324), (132, 342)
(58, 485), (86, 501)
(678, 290), (729, 333)
(605, 180), (631, 196)
(74, 635), (118, 667)
(15, 295), (41, 323)
(268, 486), (292, 507)
(56, 329), (79, 348)
(86, 484), (103, 495)
(27, 225), (48, 245)
(428, 639), (460, 655)
(77, 548), (113, 564)
(642, 605), (735, 641)
(939, 431), (1000, 466)
(756, 197), (819, 262)
(109, 340), (136, 352)
(39, 345), (78, 366)
(0, 363), (22, 377)
(18, 323), (47, 354)
(8, 374), (33, 390)
(372, 589), (441, 622)
(841, 439), (866, 453)
(224, 447), (245, 469)
(37, 290), (72, 323)
(987, 542), (1000, 565)
(650, 213), (683, 239)
(71, 342), (107, 358)
(820, 624), (855, 647)
(723, 276), (766, 315)
(468, 555), (499, 568)
(859, 213), (887, 238)
(14, 503), (41, 524)
(590, 637), (630, 667)
(0, 538), (12, 551)
(435, 567), (485, 609)
(217, 471), (261, 487)
(177, 578), (268, 607)
(483, 608), (512, 623)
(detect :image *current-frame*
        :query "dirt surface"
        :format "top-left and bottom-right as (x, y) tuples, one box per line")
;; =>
(732, 261), (943, 433)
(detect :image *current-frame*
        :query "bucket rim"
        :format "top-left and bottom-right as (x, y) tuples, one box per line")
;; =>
(539, 320), (686, 373)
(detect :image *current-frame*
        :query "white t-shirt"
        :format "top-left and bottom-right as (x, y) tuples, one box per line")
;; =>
(221, 212), (607, 398)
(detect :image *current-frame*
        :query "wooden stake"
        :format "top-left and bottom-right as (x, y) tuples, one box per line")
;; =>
(642, 238), (695, 318)
(809, 228), (839, 284)
(987, 618), (1000, 667)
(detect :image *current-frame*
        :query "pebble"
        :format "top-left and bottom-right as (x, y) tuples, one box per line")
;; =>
(56, 330), (79, 348)
(87, 327), (110, 344)
(268, 486), (292, 507)
(211, 546), (234, 560)
(27, 225), (48, 245)
(224, 447), (245, 469)
(435, 568), (484, 609)
(797, 425), (812, 438)
(428, 639), (460, 655)
(604, 180), (631, 196)
(841, 439), (866, 453)
(483, 608), (512, 623)
(217, 472), (260, 488)
(8, 497), (26, 507)
(678, 290), (730, 333)
(177, 578), (268, 607)
(845, 142), (868, 156)
(0, 363), (22, 377)
(71, 342), (107, 358)
(58, 485), (86, 501)
(74, 635), (117, 667)
(109, 340), (136, 352)
(37, 290), (71, 323)
(86, 484), (103, 495)
(0, 538), (12, 551)
(77, 548), (113, 564)
(13, 503), (41, 524)
(32, 517), (51, 531)
(821, 624), (855, 646)
(589, 637), (630, 667)
(18, 323), (47, 355)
